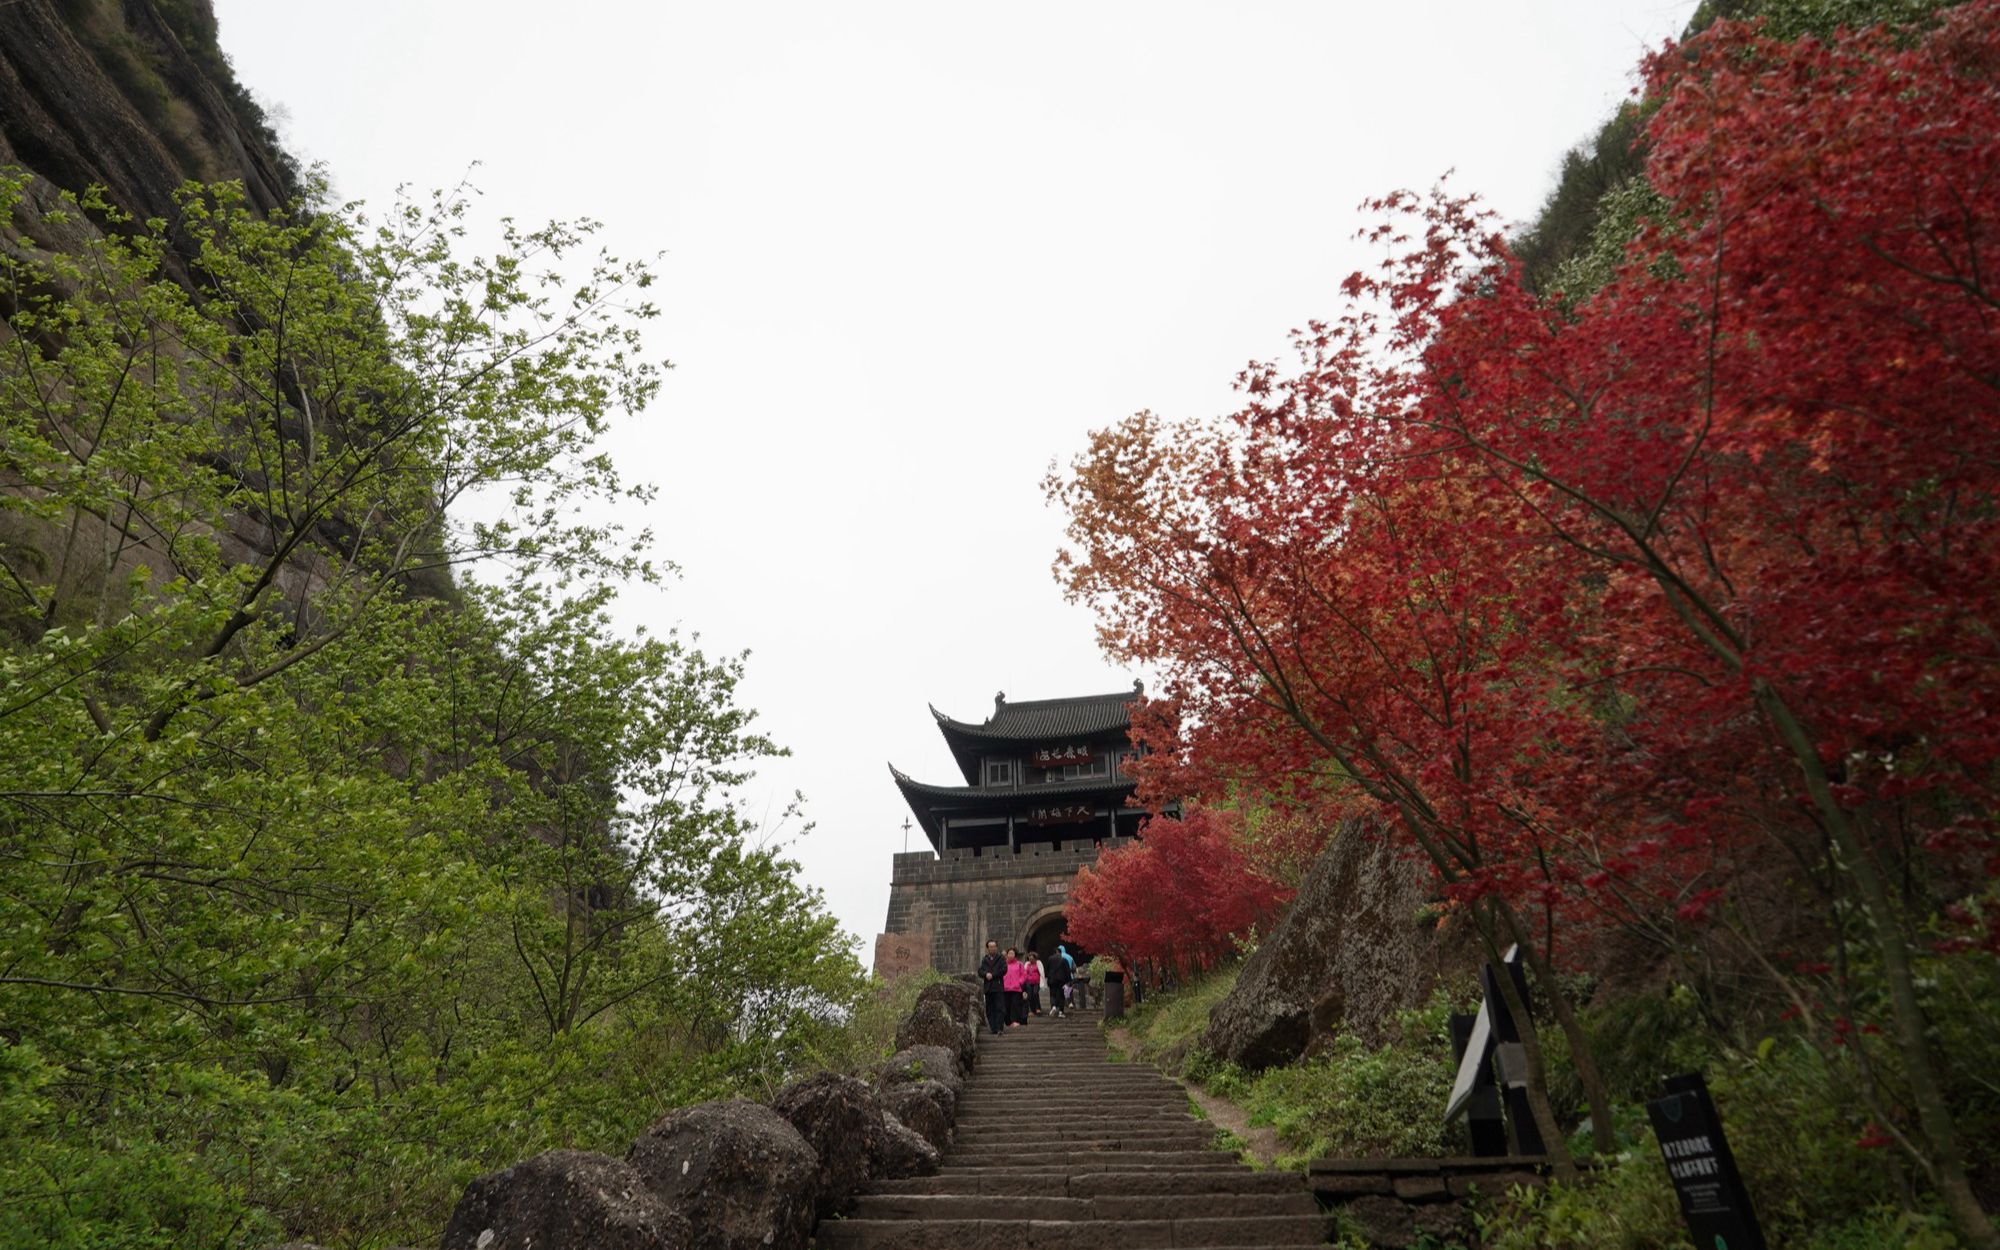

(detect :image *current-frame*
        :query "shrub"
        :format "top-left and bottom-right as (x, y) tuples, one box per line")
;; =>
(1479, 1150), (1682, 1250)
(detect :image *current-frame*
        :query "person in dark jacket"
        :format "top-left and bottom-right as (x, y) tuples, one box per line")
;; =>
(977, 940), (1007, 1035)
(1043, 944), (1072, 1018)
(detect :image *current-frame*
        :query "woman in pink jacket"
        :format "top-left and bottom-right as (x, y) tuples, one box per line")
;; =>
(1025, 952), (1045, 1016)
(1001, 948), (1027, 1028)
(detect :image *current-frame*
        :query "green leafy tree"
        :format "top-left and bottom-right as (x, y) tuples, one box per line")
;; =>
(0, 175), (864, 1249)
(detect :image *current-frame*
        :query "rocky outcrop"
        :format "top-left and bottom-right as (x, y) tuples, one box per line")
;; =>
(1204, 821), (1478, 1069)
(879, 1079), (953, 1151)
(627, 1101), (818, 1250)
(894, 1000), (975, 1074)
(440, 1150), (691, 1250)
(770, 1073), (886, 1219)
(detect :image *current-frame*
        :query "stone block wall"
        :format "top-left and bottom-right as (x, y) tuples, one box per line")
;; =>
(874, 837), (1134, 977)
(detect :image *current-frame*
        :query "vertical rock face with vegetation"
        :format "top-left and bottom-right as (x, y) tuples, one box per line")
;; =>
(0, 0), (293, 258)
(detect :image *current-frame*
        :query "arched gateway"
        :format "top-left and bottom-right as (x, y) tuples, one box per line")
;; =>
(872, 685), (1154, 979)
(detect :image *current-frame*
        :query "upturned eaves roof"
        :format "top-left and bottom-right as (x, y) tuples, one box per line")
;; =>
(930, 687), (1141, 783)
(888, 764), (1138, 844)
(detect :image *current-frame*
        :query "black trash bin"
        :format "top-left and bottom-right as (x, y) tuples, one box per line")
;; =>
(1102, 969), (1126, 1021)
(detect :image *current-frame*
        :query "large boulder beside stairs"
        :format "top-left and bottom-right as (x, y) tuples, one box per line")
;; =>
(872, 1110), (942, 1178)
(626, 1100), (817, 1250)
(1203, 821), (1478, 1069)
(880, 1044), (963, 1098)
(913, 978), (981, 1030)
(440, 1149), (691, 1250)
(770, 1072), (886, 1219)
(880, 1079), (954, 1151)
(894, 1000), (974, 1074)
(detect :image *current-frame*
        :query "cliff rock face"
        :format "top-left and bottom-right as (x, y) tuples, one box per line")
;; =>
(0, 2), (317, 620)
(1203, 822), (1480, 1069)
(0, 0), (289, 226)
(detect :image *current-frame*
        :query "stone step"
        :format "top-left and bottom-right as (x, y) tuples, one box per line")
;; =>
(958, 1090), (1187, 1103)
(948, 1143), (1224, 1164)
(871, 1170), (1313, 1198)
(940, 1153), (1246, 1172)
(968, 1058), (1156, 1065)
(960, 1105), (1196, 1118)
(956, 1104), (1200, 1120)
(952, 1128), (1216, 1144)
(968, 1056), (1160, 1064)
(953, 1116), (1195, 1130)
(852, 1192), (1322, 1221)
(817, 1214), (1331, 1248)
(952, 1120), (1200, 1128)
(958, 1092), (1186, 1104)
(959, 1100), (1189, 1112)
(962, 1073), (1179, 1083)
(955, 1126), (1215, 1142)
(962, 1073), (1176, 1082)
(953, 1121), (1202, 1135)
(956, 1088), (1184, 1096)
(835, 1016), (1319, 1249)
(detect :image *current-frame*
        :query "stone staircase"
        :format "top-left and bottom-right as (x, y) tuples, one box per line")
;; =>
(821, 1008), (1330, 1248)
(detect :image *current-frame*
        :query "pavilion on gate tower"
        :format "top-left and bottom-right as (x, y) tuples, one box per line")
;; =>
(872, 683), (1157, 980)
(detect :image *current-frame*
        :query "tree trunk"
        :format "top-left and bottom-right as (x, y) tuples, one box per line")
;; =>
(1497, 897), (1618, 1156)
(1473, 902), (1576, 1181)
(1753, 681), (1996, 1250)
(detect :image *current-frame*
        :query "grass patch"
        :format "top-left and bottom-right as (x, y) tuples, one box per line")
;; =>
(1111, 966), (1465, 1163)
(1107, 965), (1243, 1071)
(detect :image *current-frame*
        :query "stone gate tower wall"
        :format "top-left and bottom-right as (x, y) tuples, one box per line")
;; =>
(875, 837), (1134, 978)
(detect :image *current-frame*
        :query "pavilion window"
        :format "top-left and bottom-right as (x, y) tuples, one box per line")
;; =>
(1056, 756), (1108, 781)
(983, 758), (1015, 786)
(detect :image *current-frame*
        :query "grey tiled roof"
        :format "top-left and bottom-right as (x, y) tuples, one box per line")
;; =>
(888, 766), (1137, 805)
(930, 686), (1140, 743)
(888, 763), (1140, 845)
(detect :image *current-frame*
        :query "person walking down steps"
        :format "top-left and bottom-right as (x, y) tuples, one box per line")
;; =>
(1044, 944), (1071, 1018)
(1025, 951), (1045, 1017)
(1002, 948), (1027, 1028)
(977, 940), (1006, 1037)
(822, 1004), (1330, 1248)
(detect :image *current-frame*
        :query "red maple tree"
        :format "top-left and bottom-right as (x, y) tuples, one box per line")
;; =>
(1052, 6), (2000, 1236)
(1063, 807), (1295, 979)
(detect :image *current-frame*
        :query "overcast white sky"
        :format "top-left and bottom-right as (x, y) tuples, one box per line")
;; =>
(213, 0), (1697, 962)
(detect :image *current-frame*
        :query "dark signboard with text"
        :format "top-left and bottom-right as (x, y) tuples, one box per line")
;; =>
(1646, 1072), (1765, 1250)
